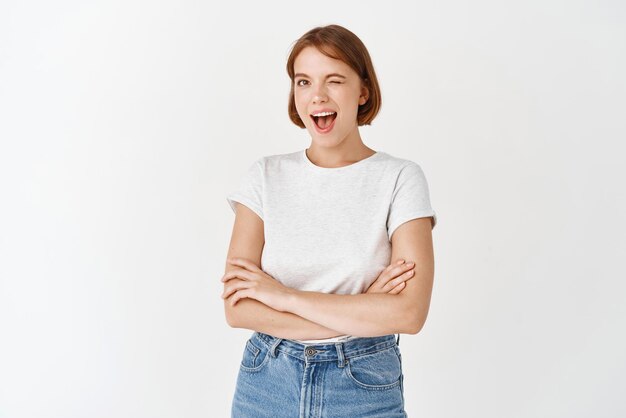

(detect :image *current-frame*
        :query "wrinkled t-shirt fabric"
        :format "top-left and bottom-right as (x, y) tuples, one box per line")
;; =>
(226, 148), (437, 344)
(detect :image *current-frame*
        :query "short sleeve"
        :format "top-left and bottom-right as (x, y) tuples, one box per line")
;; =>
(226, 158), (264, 220)
(387, 162), (437, 241)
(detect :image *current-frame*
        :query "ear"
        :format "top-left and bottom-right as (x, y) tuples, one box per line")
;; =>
(359, 80), (370, 106)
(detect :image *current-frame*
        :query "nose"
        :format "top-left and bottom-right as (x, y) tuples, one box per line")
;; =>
(312, 84), (328, 104)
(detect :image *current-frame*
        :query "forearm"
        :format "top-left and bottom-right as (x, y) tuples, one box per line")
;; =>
(224, 297), (346, 340)
(286, 291), (416, 337)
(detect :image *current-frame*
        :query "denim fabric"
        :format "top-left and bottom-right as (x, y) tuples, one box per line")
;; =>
(231, 332), (406, 417)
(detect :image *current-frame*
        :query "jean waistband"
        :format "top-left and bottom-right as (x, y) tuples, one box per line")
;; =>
(251, 331), (399, 364)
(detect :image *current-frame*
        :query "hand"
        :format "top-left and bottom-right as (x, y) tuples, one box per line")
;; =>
(366, 259), (415, 294)
(221, 257), (296, 312)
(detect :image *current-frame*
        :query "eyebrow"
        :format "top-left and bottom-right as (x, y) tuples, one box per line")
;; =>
(294, 72), (347, 79)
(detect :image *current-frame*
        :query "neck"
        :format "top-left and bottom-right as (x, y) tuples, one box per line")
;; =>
(306, 129), (376, 168)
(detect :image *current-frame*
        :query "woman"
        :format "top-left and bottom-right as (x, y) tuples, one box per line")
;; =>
(222, 24), (437, 417)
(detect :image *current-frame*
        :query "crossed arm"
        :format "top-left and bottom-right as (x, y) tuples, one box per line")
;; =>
(223, 203), (434, 339)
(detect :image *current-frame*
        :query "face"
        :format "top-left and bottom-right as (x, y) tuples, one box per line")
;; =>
(293, 46), (369, 147)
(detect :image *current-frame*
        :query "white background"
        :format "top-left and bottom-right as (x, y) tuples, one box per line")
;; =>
(1, 1), (625, 417)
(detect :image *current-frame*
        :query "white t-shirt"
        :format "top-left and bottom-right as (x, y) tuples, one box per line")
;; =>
(226, 148), (437, 344)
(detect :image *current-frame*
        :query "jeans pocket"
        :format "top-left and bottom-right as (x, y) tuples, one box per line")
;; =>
(239, 337), (270, 373)
(344, 346), (402, 390)
(394, 344), (402, 365)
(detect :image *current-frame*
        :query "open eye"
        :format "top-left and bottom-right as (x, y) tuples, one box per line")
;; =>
(296, 79), (308, 86)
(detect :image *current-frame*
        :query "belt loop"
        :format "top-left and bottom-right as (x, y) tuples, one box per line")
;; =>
(396, 333), (401, 346)
(335, 342), (346, 368)
(270, 337), (283, 358)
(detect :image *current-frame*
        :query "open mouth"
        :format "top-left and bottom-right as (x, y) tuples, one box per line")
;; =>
(310, 111), (337, 132)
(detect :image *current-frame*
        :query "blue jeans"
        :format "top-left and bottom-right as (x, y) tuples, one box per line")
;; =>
(231, 331), (407, 417)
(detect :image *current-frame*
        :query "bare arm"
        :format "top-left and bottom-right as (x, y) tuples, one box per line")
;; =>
(225, 289), (346, 340)
(284, 292), (410, 337)
(224, 202), (345, 339)
(283, 217), (435, 337)
(224, 203), (431, 339)
(224, 259), (414, 339)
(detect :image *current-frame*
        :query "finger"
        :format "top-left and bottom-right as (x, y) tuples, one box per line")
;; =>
(384, 269), (414, 292)
(388, 281), (406, 294)
(221, 268), (256, 283)
(377, 262), (412, 287)
(230, 289), (251, 307)
(374, 260), (406, 286)
(387, 259), (405, 271)
(222, 280), (252, 299)
(220, 268), (246, 282)
(372, 270), (394, 290)
(390, 261), (414, 278)
(227, 257), (261, 272)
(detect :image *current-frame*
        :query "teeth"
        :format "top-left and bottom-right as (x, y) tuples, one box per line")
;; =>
(312, 111), (336, 117)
